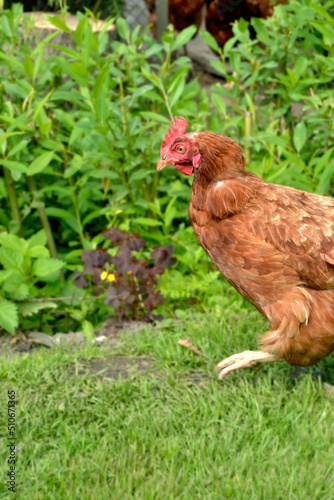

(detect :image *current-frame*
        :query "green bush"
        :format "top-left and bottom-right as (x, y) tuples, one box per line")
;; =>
(0, 5), (212, 333)
(0, 231), (63, 333)
(0, 6), (206, 262)
(3, 0), (123, 17)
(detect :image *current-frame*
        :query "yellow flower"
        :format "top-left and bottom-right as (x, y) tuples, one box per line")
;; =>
(101, 272), (115, 282)
(127, 270), (132, 275)
(115, 209), (123, 214)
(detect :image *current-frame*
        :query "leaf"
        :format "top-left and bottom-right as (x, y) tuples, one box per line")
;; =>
(0, 270), (12, 283)
(211, 93), (226, 115)
(0, 131), (25, 141)
(223, 36), (237, 56)
(27, 151), (54, 176)
(0, 247), (24, 270)
(208, 59), (225, 75)
(245, 92), (256, 119)
(200, 30), (220, 52)
(172, 25), (197, 51)
(293, 57), (308, 78)
(24, 55), (34, 77)
(27, 246), (50, 258)
(5, 83), (29, 99)
(140, 112), (170, 124)
(45, 208), (80, 234)
(238, 17), (249, 33)
(131, 85), (154, 99)
(95, 89), (109, 123)
(3, 282), (29, 301)
(18, 301), (57, 317)
(170, 78), (186, 109)
(317, 160), (334, 194)
(259, 133), (288, 148)
(168, 68), (188, 95)
(0, 160), (27, 173)
(251, 18), (268, 44)
(32, 258), (64, 282)
(27, 229), (47, 249)
(33, 46), (45, 82)
(141, 66), (161, 88)
(0, 52), (23, 69)
(293, 122), (307, 153)
(47, 15), (72, 34)
(0, 234), (27, 253)
(311, 22), (334, 45)
(1, 14), (13, 37)
(70, 62), (88, 80)
(0, 300), (18, 335)
(64, 154), (83, 178)
(91, 65), (109, 99)
(116, 18), (130, 41)
(73, 15), (87, 46)
(313, 148), (334, 176)
(132, 217), (163, 226)
(7, 140), (29, 158)
(129, 169), (152, 182)
(89, 169), (119, 180)
(33, 90), (54, 121)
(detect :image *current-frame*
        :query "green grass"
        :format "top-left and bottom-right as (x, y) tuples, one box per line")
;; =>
(1, 303), (334, 500)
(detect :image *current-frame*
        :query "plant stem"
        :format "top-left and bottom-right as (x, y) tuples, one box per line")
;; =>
(3, 167), (23, 236)
(159, 78), (173, 120)
(25, 175), (59, 261)
(244, 112), (251, 164)
(63, 149), (85, 245)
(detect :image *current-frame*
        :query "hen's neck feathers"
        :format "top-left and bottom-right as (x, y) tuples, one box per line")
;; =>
(194, 133), (246, 184)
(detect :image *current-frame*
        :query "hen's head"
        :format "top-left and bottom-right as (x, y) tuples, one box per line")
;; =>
(157, 117), (201, 176)
(157, 117), (245, 180)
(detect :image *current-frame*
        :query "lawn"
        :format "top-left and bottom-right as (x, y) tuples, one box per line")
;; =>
(1, 304), (334, 500)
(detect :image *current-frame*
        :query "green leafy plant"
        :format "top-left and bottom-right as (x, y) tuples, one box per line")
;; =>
(0, 230), (63, 334)
(73, 227), (176, 321)
(0, 6), (207, 269)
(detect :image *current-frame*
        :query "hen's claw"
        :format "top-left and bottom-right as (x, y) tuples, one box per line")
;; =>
(215, 350), (277, 380)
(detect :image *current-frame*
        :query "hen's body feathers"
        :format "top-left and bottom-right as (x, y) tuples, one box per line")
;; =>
(158, 123), (334, 375)
(188, 136), (334, 367)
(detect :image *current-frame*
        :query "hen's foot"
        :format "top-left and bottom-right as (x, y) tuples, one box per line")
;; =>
(215, 350), (278, 380)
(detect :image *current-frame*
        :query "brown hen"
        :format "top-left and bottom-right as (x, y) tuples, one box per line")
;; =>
(157, 117), (334, 378)
(145, 0), (205, 37)
(205, 0), (286, 48)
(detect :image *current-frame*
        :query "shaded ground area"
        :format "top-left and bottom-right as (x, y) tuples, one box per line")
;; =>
(1, 320), (334, 394)
(0, 318), (210, 388)
(0, 319), (152, 357)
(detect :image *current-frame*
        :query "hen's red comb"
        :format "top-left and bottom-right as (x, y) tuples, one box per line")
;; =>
(161, 117), (188, 149)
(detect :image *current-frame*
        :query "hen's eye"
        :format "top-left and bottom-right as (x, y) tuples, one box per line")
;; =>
(176, 145), (185, 153)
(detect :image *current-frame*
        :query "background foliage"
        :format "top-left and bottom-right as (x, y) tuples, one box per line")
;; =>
(0, 0), (333, 334)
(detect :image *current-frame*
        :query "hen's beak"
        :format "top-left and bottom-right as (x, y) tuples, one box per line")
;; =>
(157, 159), (172, 172)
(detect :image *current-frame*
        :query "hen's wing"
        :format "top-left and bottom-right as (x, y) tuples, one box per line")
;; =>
(206, 177), (334, 291)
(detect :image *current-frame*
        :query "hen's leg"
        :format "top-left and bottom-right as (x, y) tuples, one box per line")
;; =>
(215, 350), (278, 380)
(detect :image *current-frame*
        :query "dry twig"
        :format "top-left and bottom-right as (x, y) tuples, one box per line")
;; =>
(177, 338), (204, 356)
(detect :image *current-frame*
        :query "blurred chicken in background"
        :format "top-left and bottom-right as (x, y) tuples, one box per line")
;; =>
(145, 0), (206, 37)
